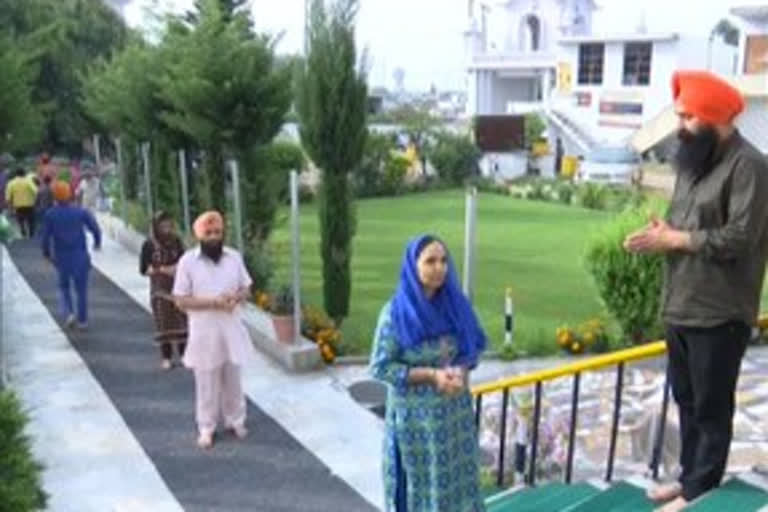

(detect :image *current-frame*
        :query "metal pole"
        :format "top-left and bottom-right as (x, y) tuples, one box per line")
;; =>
(141, 142), (153, 231)
(93, 134), (101, 171)
(463, 187), (478, 302)
(115, 137), (127, 225)
(290, 170), (302, 345)
(229, 160), (244, 254)
(179, 149), (191, 237)
(0, 247), (5, 387)
(504, 287), (514, 346)
(497, 388), (510, 487)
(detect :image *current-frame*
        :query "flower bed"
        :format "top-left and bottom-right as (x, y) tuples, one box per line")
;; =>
(555, 317), (612, 355)
(253, 290), (341, 363)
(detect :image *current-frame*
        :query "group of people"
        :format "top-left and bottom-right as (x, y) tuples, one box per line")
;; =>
(6, 67), (766, 512)
(1, 158), (102, 240)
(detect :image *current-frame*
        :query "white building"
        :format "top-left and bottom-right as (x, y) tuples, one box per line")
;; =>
(464, 0), (740, 168)
(632, 5), (768, 156)
(731, 4), (768, 74)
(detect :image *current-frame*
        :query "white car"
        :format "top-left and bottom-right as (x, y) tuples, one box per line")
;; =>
(576, 146), (641, 186)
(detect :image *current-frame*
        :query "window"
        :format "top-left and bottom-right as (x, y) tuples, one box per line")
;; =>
(578, 43), (604, 85)
(623, 42), (652, 85)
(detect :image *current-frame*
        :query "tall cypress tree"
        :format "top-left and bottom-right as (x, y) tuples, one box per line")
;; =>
(296, 0), (368, 326)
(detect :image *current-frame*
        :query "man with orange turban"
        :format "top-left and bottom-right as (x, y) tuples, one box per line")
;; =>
(172, 210), (256, 449)
(625, 71), (768, 511)
(41, 180), (101, 330)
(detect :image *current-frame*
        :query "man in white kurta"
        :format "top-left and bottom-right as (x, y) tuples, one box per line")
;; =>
(172, 211), (255, 449)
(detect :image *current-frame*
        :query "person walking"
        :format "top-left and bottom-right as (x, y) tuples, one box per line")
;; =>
(5, 167), (38, 238)
(41, 181), (102, 329)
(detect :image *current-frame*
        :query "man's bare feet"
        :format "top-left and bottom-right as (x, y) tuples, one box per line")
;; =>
(197, 432), (214, 450)
(647, 482), (683, 503)
(230, 425), (248, 440)
(655, 496), (688, 512)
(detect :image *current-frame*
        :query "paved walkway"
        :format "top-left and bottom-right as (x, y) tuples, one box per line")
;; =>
(5, 238), (379, 511)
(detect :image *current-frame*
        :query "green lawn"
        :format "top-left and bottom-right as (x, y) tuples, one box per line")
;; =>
(271, 189), (616, 356)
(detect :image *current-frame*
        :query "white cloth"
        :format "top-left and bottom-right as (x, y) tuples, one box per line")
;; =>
(77, 178), (100, 211)
(172, 246), (255, 371)
(194, 363), (246, 435)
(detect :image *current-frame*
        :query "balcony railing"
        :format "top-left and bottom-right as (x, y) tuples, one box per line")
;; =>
(469, 51), (557, 70)
(471, 314), (768, 488)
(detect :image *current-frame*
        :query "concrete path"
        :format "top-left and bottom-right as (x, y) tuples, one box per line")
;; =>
(90, 230), (386, 510)
(1, 245), (183, 512)
(7, 239), (378, 512)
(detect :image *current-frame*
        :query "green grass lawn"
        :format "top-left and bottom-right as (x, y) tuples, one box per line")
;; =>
(271, 189), (617, 356)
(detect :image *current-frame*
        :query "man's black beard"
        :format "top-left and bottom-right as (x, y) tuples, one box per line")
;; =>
(200, 240), (223, 263)
(673, 126), (720, 180)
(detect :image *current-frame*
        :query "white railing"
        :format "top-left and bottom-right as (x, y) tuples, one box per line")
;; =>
(470, 51), (557, 69)
(506, 101), (546, 115)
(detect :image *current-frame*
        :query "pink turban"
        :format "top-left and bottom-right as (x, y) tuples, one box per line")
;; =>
(193, 211), (224, 240)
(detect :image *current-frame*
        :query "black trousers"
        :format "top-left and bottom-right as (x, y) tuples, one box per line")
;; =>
(665, 321), (749, 501)
(15, 206), (35, 238)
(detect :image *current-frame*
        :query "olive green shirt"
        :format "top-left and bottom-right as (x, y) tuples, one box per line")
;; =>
(663, 131), (768, 327)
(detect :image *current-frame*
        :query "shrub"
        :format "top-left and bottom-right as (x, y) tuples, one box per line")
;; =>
(556, 317), (612, 354)
(380, 154), (409, 196)
(302, 305), (341, 363)
(556, 181), (575, 205)
(0, 390), (47, 511)
(243, 238), (274, 292)
(269, 284), (295, 316)
(430, 132), (481, 186)
(298, 183), (315, 204)
(584, 203), (666, 344)
(576, 182), (609, 210)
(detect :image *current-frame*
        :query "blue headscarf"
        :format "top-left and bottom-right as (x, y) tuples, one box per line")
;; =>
(390, 235), (487, 368)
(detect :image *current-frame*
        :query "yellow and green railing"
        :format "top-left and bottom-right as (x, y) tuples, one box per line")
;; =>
(471, 315), (768, 488)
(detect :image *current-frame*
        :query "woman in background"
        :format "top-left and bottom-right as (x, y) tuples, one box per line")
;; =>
(140, 211), (188, 370)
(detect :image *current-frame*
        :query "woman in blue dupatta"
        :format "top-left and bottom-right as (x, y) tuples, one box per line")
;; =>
(370, 234), (487, 512)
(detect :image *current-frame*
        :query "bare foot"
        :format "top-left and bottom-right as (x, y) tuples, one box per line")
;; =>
(647, 482), (683, 502)
(655, 496), (688, 512)
(230, 425), (248, 440)
(197, 432), (214, 450)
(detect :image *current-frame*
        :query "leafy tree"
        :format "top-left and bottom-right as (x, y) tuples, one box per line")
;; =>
(156, 0), (291, 211)
(296, 0), (368, 325)
(712, 18), (739, 47)
(0, 42), (44, 153)
(0, 0), (127, 152)
(430, 132), (481, 186)
(186, 0), (249, 25)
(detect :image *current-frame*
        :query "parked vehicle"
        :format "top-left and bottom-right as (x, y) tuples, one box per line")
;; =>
(576, 145), (641, 186)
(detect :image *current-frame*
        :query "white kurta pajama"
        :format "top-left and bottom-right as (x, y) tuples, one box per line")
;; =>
(173, 246), (255, 436)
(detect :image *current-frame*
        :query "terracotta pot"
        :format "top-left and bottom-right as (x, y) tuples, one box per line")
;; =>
(272, 314), (296, 344)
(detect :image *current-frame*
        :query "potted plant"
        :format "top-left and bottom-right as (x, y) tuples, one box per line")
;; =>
(269, 285), (296, 343)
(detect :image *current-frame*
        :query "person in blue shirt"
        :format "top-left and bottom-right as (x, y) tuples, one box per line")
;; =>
(41, 180), (101, 329)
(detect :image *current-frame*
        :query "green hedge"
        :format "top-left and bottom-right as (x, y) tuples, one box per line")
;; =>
(0, 390), (47, 511)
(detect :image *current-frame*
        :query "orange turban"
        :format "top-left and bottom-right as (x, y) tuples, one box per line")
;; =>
(193, 211), (224, 239)
(672, 70), (744, 124)
(52, 180), (72, 202)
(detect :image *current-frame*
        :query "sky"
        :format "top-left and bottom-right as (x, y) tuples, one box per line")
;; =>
(123, 0), (751, 92)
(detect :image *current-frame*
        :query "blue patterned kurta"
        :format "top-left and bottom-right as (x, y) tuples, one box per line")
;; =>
(370, 303), (485, 512)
